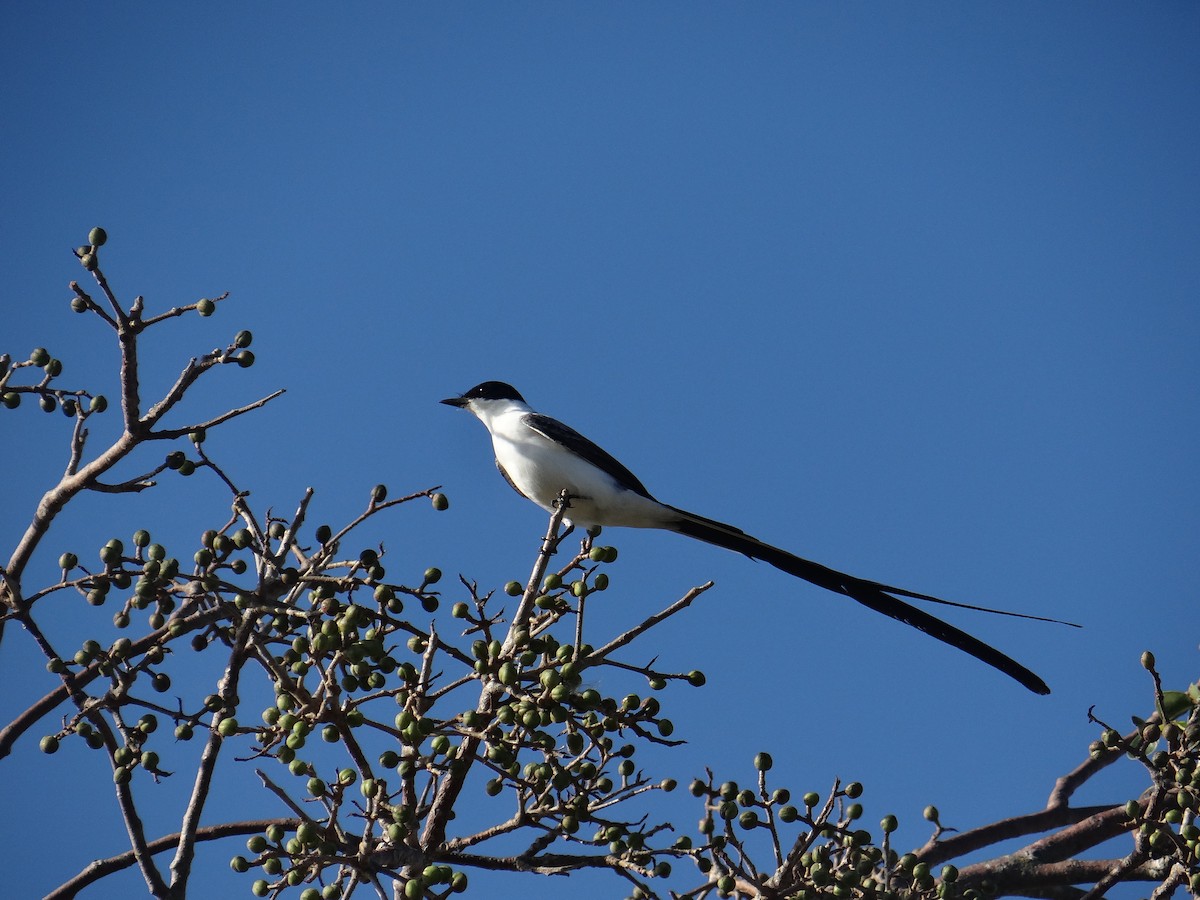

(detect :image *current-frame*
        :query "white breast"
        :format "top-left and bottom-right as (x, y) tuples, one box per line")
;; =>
(488, 410), (671, 529)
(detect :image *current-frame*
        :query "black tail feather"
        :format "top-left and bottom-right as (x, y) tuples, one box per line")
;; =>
(669, 508), (1052, 695)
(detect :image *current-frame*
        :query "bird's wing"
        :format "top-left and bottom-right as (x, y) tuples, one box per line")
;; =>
(523, 413), (656, 499)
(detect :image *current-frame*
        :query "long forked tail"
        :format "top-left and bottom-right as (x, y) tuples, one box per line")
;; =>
(667, 507), (1055, 695)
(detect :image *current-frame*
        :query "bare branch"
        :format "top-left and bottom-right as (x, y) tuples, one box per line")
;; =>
(913, 804), (1119, 868)
(138, 292), (231, 328)
(46, 818), (297, 900)
(147, 388), (286, 440)
(168, 614), (258, 890)
(590, 581), (713, 659)
(419, 498), (572, 853)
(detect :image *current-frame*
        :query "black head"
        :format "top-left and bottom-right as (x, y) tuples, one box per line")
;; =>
(440, 381), (526, 408)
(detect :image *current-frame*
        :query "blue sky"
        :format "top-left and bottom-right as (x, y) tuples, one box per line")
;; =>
(2, 5), (1197, 898)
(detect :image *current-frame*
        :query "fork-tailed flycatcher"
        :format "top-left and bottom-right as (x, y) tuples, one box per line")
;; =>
(442, 380), (1067, 694)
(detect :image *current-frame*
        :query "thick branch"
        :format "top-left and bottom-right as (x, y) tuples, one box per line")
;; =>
(46, 818), (296, 900)
(168, 614), (259, 892)
(913, 804), (1116, 867)
(958, 854), (1180, 896)
(418, 499), (570, 853)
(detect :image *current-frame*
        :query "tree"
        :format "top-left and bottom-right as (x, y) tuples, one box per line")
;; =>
(1, 231), (1197, 899)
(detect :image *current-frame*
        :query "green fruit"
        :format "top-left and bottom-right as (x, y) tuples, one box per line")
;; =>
(88, 227), (108, 246)
(89, 395), (108, 413)
(71, 297), (88, 313)
(431, 492), (449, 511)
(39, 735), (60, 754)
(236, 350), (255, 368)
(81, 253), (98, 271)
(59, 552), (78, 570)
(424, 567), (442, 584)
(371, 483), (387, 503)
(196, 298), (216, 316)
(234, 329), (253, 348)
(40, 395), (56, 413)
(754, 751), (773, 771)
(2, 392), (21, 409)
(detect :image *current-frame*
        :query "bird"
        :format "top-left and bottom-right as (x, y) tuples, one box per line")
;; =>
(441, 380), (1070, 695)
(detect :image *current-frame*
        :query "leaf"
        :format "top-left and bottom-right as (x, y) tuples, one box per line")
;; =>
(1160, 691), (1193, 721)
